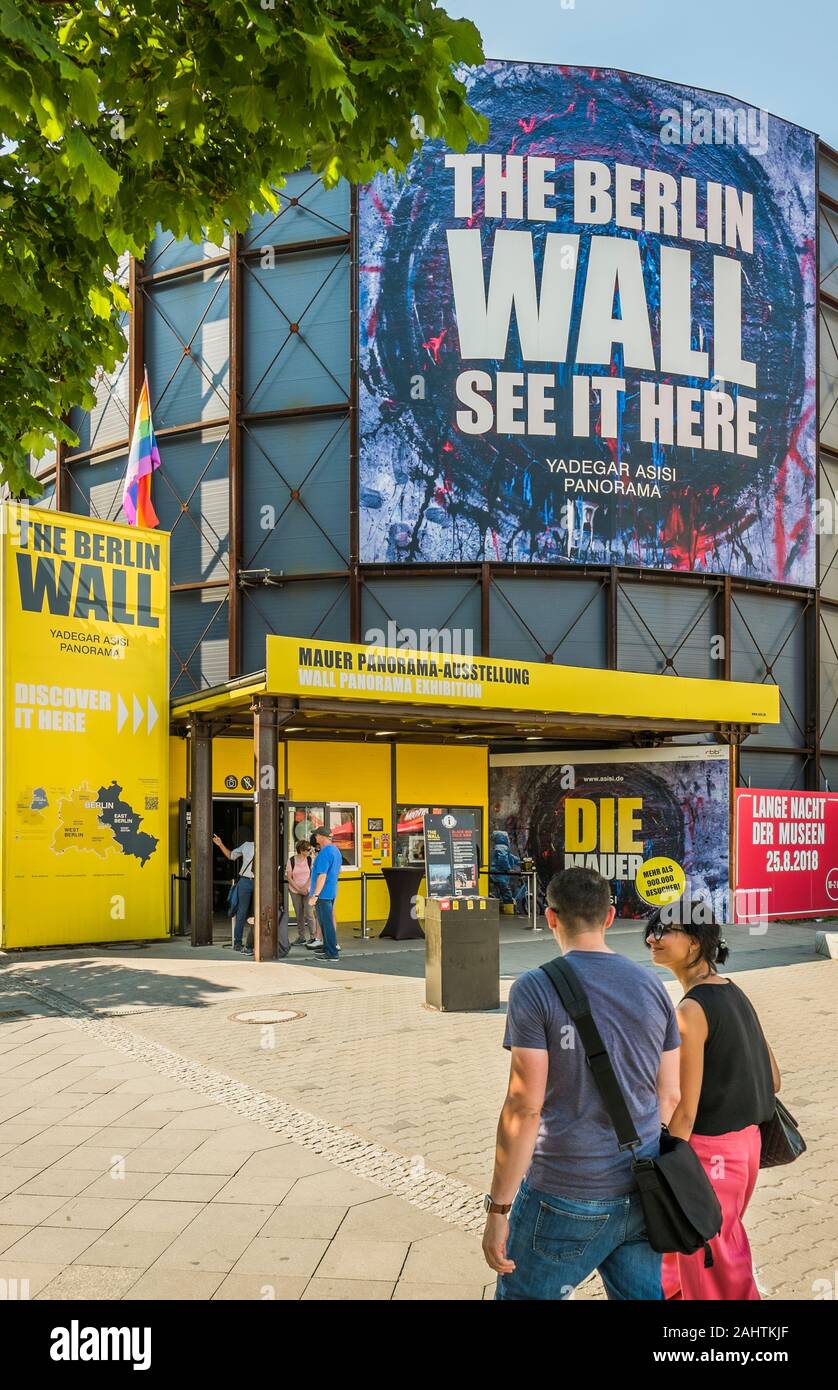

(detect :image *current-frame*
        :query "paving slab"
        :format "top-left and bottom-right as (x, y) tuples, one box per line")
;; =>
(303, 1278), (395, 1300)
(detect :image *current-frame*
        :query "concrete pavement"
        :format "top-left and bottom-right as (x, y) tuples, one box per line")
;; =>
(0, 919), (835, 1300)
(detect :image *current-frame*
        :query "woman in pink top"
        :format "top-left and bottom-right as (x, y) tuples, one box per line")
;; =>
(285, 839), (319, 947)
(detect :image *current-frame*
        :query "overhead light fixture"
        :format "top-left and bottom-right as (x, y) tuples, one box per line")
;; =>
(374, 730), (396, 736)
(526, 736), (543, 741)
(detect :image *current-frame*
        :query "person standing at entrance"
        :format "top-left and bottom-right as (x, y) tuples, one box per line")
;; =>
(645, 906), (779, 1300)
(482, 866), (681, 1300)
(285, 839), (318, 947)
(213, 832), (254, 953)
(308, 825), (342, 962)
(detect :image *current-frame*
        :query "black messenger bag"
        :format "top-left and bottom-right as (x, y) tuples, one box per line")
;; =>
(540, 957), (723, 1266)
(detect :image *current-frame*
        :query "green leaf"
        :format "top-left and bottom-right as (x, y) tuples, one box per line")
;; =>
(87, 284), (111, 319)
(65, 127), (121, 198)
(299, 30), (348, 95)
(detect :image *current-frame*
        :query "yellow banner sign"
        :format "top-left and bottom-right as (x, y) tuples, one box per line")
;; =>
(266, 635), (778, 725)
(0, 504), (170, 947)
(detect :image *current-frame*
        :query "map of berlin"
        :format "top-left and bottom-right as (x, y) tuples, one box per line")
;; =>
(43, 779), (159, 865)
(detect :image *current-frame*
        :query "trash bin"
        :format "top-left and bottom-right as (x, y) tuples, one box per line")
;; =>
(425, 895), (500, 1011)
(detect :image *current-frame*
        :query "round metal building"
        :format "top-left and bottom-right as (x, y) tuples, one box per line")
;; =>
(24, 61), (838, 944)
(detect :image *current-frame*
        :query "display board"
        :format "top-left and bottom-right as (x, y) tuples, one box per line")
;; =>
(359, 62), (816, 583)
(490, 745), (730, 919)
(423, 809), (480, 897)
(734, 788), (838, 921)
(0, 504), (169, 946)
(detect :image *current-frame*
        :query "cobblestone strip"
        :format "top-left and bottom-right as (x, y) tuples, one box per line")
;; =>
(4, 974), (486, 1233)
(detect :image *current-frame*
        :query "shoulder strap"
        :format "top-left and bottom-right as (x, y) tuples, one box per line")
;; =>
(540, 957), (641, 1152)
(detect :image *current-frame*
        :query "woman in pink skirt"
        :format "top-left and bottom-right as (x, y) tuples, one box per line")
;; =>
(645, 906), (780, 1300)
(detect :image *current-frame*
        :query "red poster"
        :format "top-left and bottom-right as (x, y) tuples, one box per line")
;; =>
(734, 789), (838, 921)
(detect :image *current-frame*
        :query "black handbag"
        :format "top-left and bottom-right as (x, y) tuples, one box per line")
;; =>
(759, 1097), (806, 1169)
(540, 958), (723, 1265)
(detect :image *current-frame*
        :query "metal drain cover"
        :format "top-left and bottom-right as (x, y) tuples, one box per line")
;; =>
(230, 1008), (305, 1025)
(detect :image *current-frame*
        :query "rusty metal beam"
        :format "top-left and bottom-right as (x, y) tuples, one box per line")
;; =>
(608, 566), (619, 668)
(228, 231), (244, 678)
(348, 182), (361, 642)
(253, 698), (280, 960)
(128, 256), (144, 421)
(188, 716), (213, 947)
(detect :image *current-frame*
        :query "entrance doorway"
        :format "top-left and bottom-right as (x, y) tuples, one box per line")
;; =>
(177, 796), (286, 942)
(211, 797), (254, 917)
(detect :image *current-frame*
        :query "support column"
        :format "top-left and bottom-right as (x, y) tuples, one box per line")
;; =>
(607, 566), (619, 669)
(253, 698), (279, 960)
(720, 577), (732, 680)
(128, 257), (145, 418)
(228, 231), (244, 678)
(348, 182), (361, 643)
(189, 717), (213, 946)
(480, 563), (491, 655)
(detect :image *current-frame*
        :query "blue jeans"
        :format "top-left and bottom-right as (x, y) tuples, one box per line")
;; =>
(316, 898), (339, 958)
(496, 1179), (663, 1301)
(233, 877), (253, 946)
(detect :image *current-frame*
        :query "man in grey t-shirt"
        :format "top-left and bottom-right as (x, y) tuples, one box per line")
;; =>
(482, 866), (681, 1301)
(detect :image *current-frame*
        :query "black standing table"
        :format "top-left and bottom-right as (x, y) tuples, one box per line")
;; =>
(379, 866), (425, 939)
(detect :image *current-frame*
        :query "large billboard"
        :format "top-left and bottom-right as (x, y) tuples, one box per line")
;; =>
(734, 788), (838, 921)
(490, 745), (730, 919)
(359, 63), (816, 583)
(0, 504), (169, 947)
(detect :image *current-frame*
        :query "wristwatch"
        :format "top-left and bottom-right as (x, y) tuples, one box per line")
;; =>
(483, 1194), (512, 1215)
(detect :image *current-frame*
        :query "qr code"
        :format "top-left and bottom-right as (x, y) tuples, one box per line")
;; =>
(145, 796), (159, 811)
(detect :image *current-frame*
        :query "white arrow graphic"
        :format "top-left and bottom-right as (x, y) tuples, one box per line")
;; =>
(133, 694), (144, 733)
(147, 697), (158, 735)
(117, 693), (129, 733)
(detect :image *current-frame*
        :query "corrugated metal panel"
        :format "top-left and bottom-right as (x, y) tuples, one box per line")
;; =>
(245, 174), (350, 248)
(819, 154), (838, 204)
(242, 416), (349, 575)
(32, 483), (56, 510)
(157, 429), (229, 586)
(145, 227), (228, 274)
(731, 592), (806, 748)
(241, 581), (350, 673)
(820, 206), (838, 298)
(490, 577), (606, 667)
(738, 749), (806, 790)
(66, 451), (127, 522)
(820, 606), (838, 750)
(819, 456), (838, 600)
(362, 577), (481, 653)
(244, 250), (349, 413)
(69, 324), (130, 456)
(618, 582), (718, 678)
(170, 590), (229, 695)
(146, 270), (230, 429)
(820, 301), (838, 453)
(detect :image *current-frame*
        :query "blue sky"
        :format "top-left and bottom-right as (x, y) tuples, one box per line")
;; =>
(457, 0), (837, 144)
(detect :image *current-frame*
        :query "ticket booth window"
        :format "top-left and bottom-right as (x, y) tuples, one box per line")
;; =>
(287, 802), (359, 870)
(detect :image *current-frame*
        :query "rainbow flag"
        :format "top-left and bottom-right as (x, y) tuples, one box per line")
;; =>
(123, 373), (161, 528)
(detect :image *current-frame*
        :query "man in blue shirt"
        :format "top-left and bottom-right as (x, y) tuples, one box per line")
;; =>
(482, 866), (681, 1301)
(309, 826), (343, 962)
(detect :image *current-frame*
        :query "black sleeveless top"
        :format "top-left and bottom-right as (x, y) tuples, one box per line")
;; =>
(685, 980), (775, 1136)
